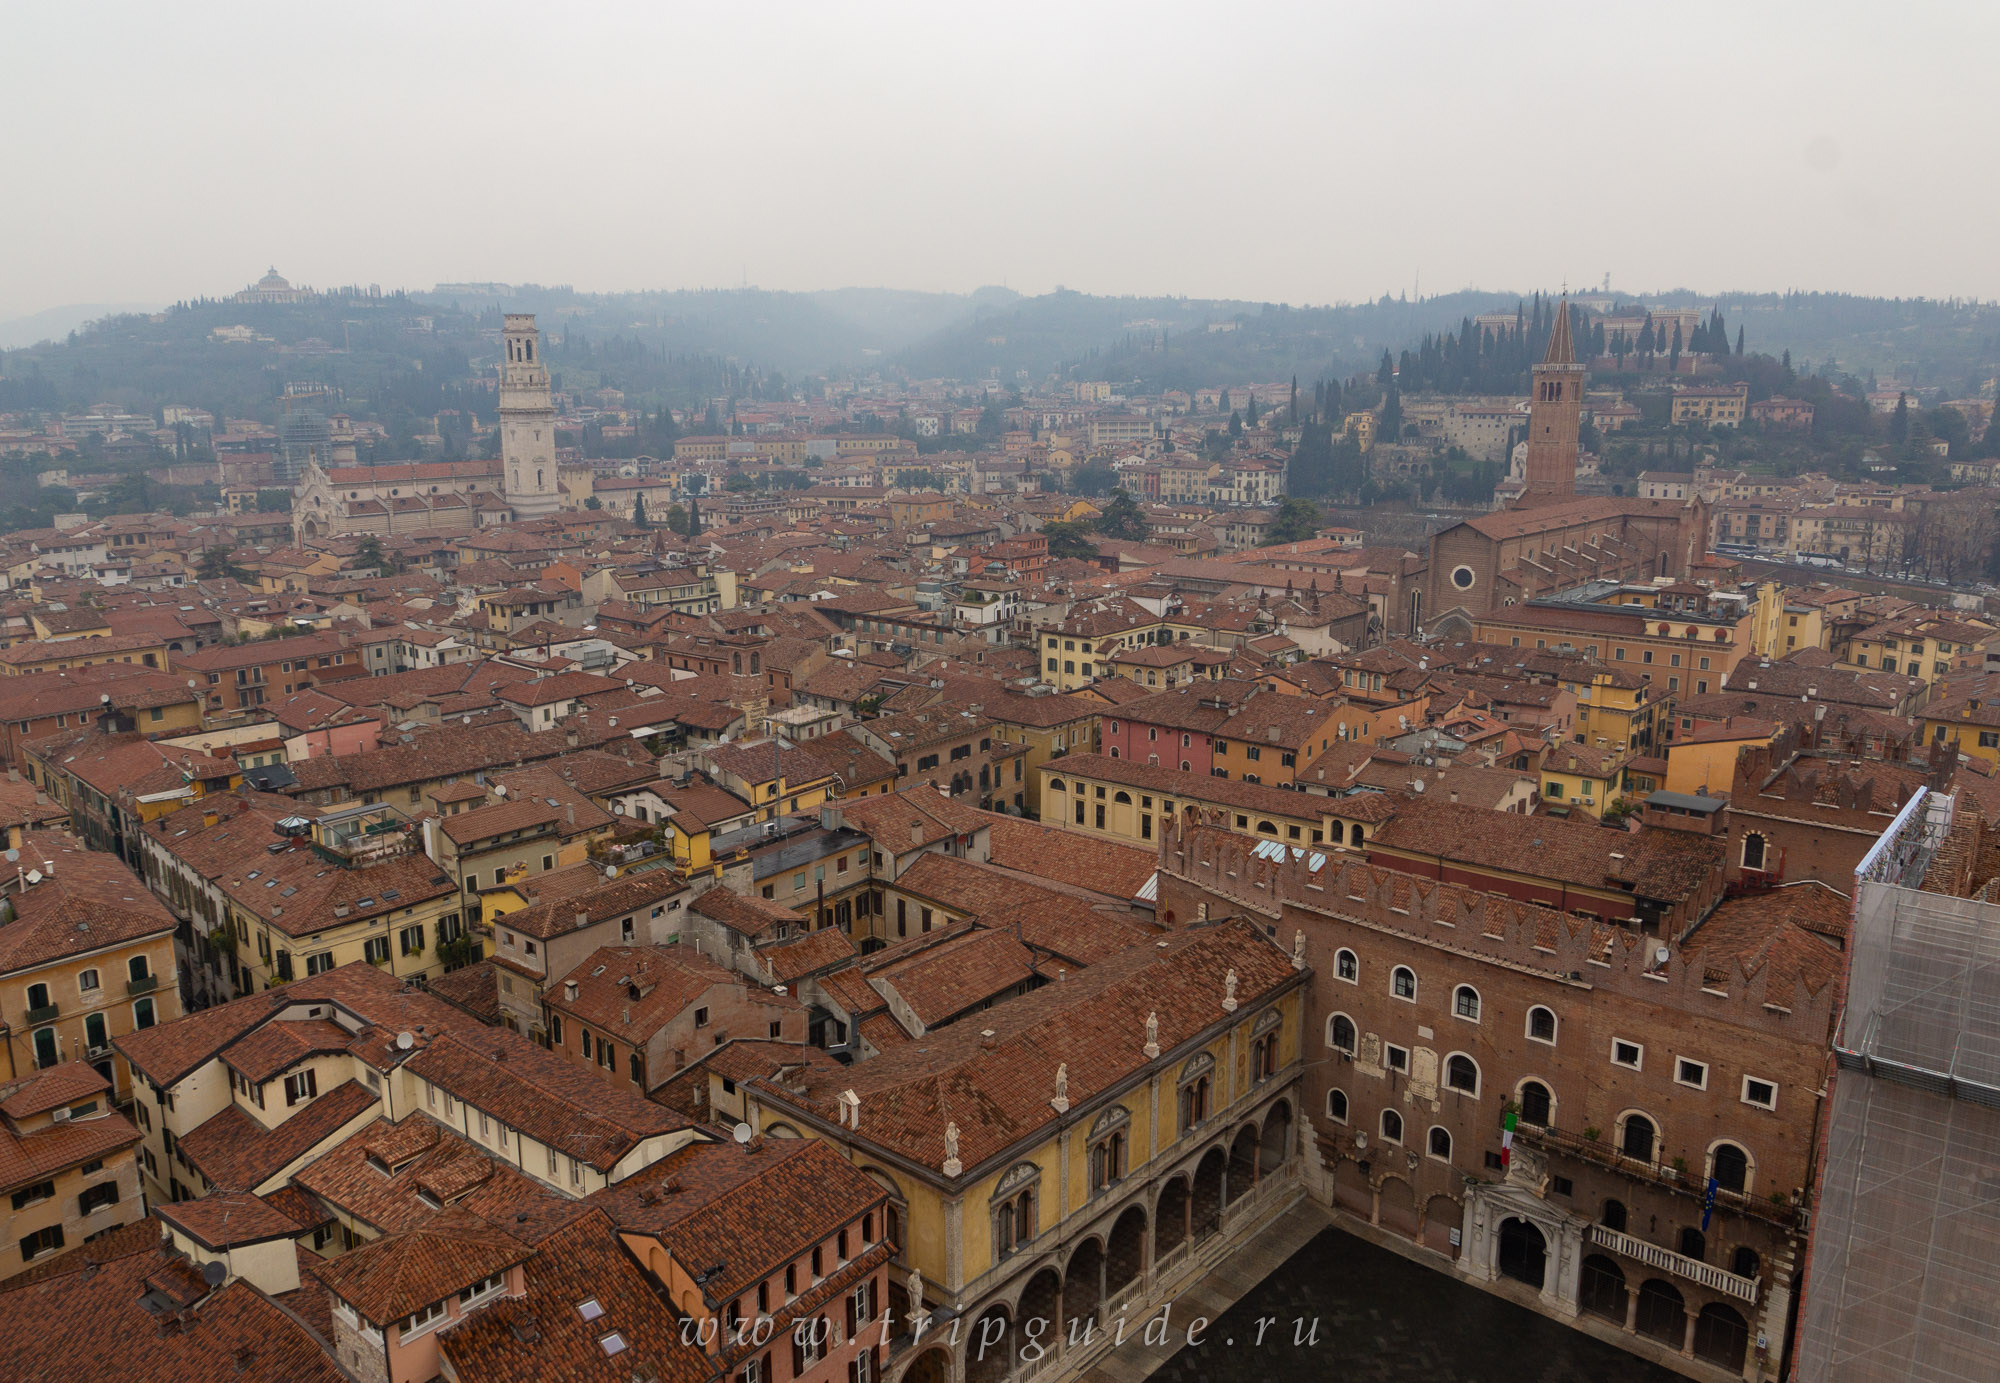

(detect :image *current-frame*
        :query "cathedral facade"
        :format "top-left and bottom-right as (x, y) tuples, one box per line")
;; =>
(291, 314), (562, 540)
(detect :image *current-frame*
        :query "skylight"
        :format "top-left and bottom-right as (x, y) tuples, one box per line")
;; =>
(576, 1299), (603, 1322)
(599, 1332), (626, 1355)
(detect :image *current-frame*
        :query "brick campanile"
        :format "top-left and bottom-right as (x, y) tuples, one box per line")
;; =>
(1517, 295), (1587, 507)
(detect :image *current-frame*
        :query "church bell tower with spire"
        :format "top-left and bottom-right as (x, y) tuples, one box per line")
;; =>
(1516, 295), (1587, 507)
(499, 314), (560, 520)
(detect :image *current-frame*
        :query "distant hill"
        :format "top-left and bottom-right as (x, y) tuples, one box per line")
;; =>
(0, 302), (161, 350)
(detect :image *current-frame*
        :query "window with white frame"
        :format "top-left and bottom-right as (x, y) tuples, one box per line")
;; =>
(1675, 1058), (1709, 1090)
(1741, 1076), (1778, 1111)
(1526, 1006), (1557, 1044)
(1384, 1043), (1409, 1073)
(1335, 949), (1358, 982)
(1444, 1054), (1480, 1095)
(1427, 1126), (1452, 1161)
(1611, 1038), (1643, 1071)
(1452, 985), (1481, 1021)
(401, 1300), (447, 1337)
(1391, 966), (1417, 1001)
(1380, 1108), (1403, 1143)
(1327, 1013), (1356, 1055)
(1326, 1088), (1348, 1123)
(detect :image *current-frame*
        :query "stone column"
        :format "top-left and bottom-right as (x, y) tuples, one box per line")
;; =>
(1624, 1289), (1640, 1333)
(1546, 1216), (1582, 1317)
(1682, 1308), (1699, 1358)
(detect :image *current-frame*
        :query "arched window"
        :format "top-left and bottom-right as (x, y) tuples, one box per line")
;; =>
(1256, 820), (1277, 835)
(1519, 1080), (1553, 1126)
(1620, 1113), (1657, 1162)
(1601, 1199), (1628, 1233)
(1349, 822), (1364, 846)
(1527, 1006), (1557, 1044)
(1326, 1089), (1348, 1123)
(1327, 1014), (1356, 1055)
(1732, 1246), (1760, 1279)
(1335, 949), (1358, 983)
(1452, 985), (1480, 1021)
(1712, 1141), (1751, 1194)
(1679, 1227), (1706, 1262)
(1445, 1054), (1479, 1096)
(1048, 779), (1065, 793)
(1113, 791), (1132, 804)
(1742, 833), (1767, 872)
(1427, 1126), (1452, 1161)
(128, 955), (150, 983)
(1391, 966), (1417, 1001)
(1380, 1109), (1403, 1144)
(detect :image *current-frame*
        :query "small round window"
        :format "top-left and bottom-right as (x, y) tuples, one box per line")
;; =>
(1451, 565), (1476, 590)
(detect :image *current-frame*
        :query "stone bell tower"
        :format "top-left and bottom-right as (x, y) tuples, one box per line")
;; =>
(1516, 295), (1587, 508)
(499, 313), (559, 520)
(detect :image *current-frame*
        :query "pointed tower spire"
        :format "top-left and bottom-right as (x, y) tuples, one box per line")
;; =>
(1543, 294), (1575, 365)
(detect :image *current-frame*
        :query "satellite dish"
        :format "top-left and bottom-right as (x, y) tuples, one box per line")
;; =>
(604, 865), (619, 879)
(396, 1031), (414, 1050)
(1654, 946), (1670, 964)
(24, 870), (41, 886)
(492, 785), (507, 796)
(732, 1122), (754, 1145)
(202, 1261), (227, 1287)
(3, 849), (15, 862)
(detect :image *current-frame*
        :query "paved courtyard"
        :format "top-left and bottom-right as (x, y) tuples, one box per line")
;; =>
(1105, 1224), (1688, 1383)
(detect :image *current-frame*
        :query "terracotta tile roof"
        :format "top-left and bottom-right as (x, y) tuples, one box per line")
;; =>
(498, 870), (688, 943)
(1681, 882), (1847, 994)
(753, 926), (858, 984)
(690, 887), (807, 940)
(435, 1208), (708, 1383)
(316, 1202), (533, 1327)
(115, 988), (284, 1087)
(973, 809), (1155, 899)
(589, 1137), (887, 1305)
(218, 1019), (353, 1084)
(403, 1029), (689, 1173)
(869, 926), (1039, 1027)
(0, 831), (176, 973)
(155, 1189), (302, 1250)
(892, 853), (1156, 965)
(426, 960), (504, 1024)
(835, 783), (989, 854)
(746, 917), (1300, 1175)
(178, 1079), (379, 1192)
(0, 1101), (141, 1197)
(0, 1059), (109, 1119)
(547, 945), (772, 1045)
(0, 1246), (347, 1382)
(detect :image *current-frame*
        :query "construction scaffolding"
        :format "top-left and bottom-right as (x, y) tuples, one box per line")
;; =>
(1795, 789), (2000, 1383)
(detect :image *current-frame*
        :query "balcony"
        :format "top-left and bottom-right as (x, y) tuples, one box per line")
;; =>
(1590, 1224), (1760, 1304)
(1511, 1122), (1801, 1228)
(127, 974), (159, 997)
(26, 1002), (59, 1025)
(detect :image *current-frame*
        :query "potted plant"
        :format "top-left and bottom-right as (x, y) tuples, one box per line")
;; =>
(1583, 1126), (1602, 1144)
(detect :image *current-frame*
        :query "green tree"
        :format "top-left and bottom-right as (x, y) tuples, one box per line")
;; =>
(1246, 395), (1260, 428)
(632, 492), (649, 528)
(1262, 496), (1324, 545)
(353, 536), (386, 572)
(1041, 520), (1098, 561)
(1227, 410), (1243, 439)
(583, 495), (603, 509)
(1890, 394), (1910, 443)
(1092, 490), (1148, 541)
(195, 546), (251, 581)
(1070, 460), (1119, 497)
(687, 497), (703, 536)
(664, 502), (689, 535)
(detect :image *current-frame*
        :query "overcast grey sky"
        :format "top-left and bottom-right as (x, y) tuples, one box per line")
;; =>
(6, 1), (1994, 320)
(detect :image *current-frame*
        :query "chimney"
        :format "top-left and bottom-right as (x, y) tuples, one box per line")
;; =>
(574, 911), (588, 932)
(909, 820), (924, 846)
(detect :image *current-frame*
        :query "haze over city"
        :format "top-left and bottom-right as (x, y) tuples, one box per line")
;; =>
(2, 7), (1999, 1383)
(8, 0), (2000, 321)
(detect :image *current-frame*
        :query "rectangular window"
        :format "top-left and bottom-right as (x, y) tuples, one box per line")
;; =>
(1384, 1044), (1409, 1073)
(1741, 1077), (1778, 1111)
(1612, 1039), (1643, 1071)
(284, 1069), (319, 1106)
(1675, 1058), (1709, 1090)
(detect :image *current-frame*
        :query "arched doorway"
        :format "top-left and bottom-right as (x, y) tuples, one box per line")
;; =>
(903, 1345), (951, 1383)
(1422, 1196), (1461, 1258)
(1191, 1148), (1225, 1240)
(1579, 1254), (1628, 1322)
(1333, 1158), (1371, 1219)
(1635, 1279), (1686, 1346)
(1497, 1217), (1547, 1289)
(1063, 1240), (1103, 1341)
(1155, 1178), (1189, 1257)
(1105, 1206), (1146, 1300)
(1225, 1124), (1259, 1205)
(966, 1306), (1013, 1383)
(1377, 1178), (1419, 1239)
(1015, 1268), (1060, 1366)
(1694, 1302), (1749, 1370)
(1258, 1100), (1292, 1176)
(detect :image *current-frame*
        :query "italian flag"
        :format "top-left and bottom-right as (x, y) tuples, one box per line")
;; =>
(1500, 1109), (1517, 1169)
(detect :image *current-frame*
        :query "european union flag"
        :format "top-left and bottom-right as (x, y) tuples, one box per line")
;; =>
(1701, 1175), (1718, 1232)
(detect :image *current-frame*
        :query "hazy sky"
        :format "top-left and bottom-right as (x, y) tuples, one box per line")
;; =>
(7, 1), (1995, 319)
